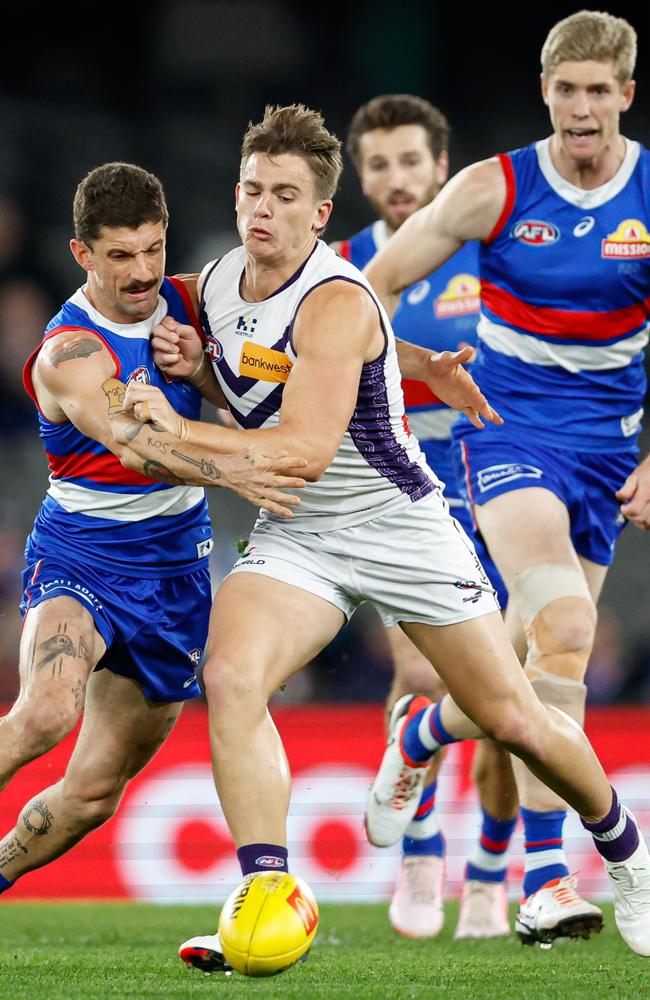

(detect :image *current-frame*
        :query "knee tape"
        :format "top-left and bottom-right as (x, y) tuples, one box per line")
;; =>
(528, 668), (587, 727)
(512, 564), (592, 625)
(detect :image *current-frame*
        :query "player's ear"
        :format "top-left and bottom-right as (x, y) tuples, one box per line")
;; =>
(435, 150), (449, 187)
(70, 239), (94, 273)
(540, 73), (549, 106)
(235, 183), (241, 208)
(620, 78), (635, 112)
(314, 200), (333, 232)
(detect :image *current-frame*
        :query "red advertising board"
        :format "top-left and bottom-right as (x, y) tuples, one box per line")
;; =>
(1, 704), (648, 901)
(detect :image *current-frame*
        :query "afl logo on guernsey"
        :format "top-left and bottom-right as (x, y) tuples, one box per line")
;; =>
(602, 219), (650, 258)
(511, 220), (560, 246)
(206, 333), (224, 362)
(126, 366), (151, 385)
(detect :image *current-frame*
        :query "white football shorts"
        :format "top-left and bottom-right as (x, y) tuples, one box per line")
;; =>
(228, 491), (500, 626)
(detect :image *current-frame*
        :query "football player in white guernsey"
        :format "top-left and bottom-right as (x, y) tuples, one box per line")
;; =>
(365, 12), (650, 945)
(0, 163), (305, 906)
(334, 94), (520, 940)
(116, 105), (650, 965)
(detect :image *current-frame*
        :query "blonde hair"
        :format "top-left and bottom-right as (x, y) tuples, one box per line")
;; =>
(241, 104), (343, 200)
(541, 10), (637, 84)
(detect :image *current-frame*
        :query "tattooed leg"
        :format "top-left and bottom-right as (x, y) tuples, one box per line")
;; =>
(0, 597), (103, 791)
(0, 671), (182, 884)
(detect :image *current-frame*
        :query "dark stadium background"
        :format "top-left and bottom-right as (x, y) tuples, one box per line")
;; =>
(1, 0), (649, 705)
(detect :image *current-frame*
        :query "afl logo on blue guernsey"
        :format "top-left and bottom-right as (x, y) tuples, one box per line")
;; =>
(511, 220), (560, 246)
(126, 366), (151, 385)
(206, 334), (223, 362)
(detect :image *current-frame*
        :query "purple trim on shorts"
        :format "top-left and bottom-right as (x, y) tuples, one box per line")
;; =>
(349, 353), (435, 501)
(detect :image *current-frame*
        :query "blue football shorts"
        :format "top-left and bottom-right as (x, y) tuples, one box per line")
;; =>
(452, 426), (636, 567)
(420, 437), (508, 607)
(20, 555), (211, 702)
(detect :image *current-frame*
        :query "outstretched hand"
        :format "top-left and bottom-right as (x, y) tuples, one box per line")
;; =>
(423, 347), (503, 429)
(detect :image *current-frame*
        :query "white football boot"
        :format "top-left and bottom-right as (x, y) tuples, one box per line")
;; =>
(515, 875), (603, 946)
(604, 835), (650, 957)
(365, 695), (434, 848)
(388, 855), (445, 938)
(179, 933), (232, 974)
(454, 880), (511, 939)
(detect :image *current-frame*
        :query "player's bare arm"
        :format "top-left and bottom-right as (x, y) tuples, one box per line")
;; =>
(104, 379), (307, 517)
(365, 157), (508, 315)
(122, 280), (380, 483)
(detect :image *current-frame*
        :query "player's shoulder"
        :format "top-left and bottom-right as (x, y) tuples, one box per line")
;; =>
(37, 327), (112, 380)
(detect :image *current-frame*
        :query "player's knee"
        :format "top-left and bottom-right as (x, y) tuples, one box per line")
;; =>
(66, 778), (124, 830)
(203, 653), (263, 715)
(514, 564), (596, 661)
(20, 701), (81, 757)
(535, 597), (596, 654)
(483, 703), (541, 757)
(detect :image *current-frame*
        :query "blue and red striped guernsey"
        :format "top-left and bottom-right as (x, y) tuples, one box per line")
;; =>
(464, 137), (650, 452)
(22, 278), (212, 578)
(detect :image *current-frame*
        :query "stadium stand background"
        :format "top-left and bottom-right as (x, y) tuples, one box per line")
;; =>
(1, 0), (649, 704)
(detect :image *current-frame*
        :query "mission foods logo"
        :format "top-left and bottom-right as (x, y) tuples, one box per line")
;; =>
(602, 219), (650, 258)
(434, 273), (481, 319)
(239, 343), (293, 383)
(511, 219), (560, 246)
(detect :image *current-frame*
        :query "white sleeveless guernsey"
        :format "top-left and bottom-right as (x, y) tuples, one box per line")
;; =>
(201, 239), (441, 531)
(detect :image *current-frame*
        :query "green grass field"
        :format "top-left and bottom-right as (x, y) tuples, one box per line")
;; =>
(0, 901), (645, 1000)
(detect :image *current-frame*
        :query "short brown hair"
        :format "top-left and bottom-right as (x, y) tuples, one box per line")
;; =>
(346, 94), (449, 170)
(541, 10), (637, 85)
(240, 104), (343, 200)
(73, 162), (169, 245)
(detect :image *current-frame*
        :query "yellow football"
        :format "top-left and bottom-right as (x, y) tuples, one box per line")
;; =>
(218, 871), (319, 977)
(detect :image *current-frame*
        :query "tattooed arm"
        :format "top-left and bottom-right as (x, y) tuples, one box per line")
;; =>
(104, 380), (307, 515)
(32, 330), (178, 483)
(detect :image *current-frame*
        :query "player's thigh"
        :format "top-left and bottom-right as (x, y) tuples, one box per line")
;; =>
(63, 668), (181, 796)
(474, 487), (581, 589)
(386, 624), (446, 701)
(18, 595), (105, 697)
(205, 572), (346, 697)
(402, 611), (544, 740)
(578, 555), (608, 604)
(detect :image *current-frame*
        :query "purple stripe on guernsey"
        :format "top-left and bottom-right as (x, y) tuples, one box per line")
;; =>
(284, 274), (435, 502)
(349, 353), (433, 502)
(227, 383), (285, 429)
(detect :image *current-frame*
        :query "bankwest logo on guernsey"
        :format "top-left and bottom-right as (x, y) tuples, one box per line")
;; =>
(239, 342), (293, 382)
(602, 219), (650, 258)
(434, 274), (480, 319)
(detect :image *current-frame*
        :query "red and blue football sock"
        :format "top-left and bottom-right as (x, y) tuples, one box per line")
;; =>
(465, 808), (517, 883)
(0, 874), (14, 894)
(521, 806), (569, 897)
(403, 780), (445, 858)
(401, 701), (458, 765)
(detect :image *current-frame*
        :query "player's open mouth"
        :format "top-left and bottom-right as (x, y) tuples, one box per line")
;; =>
(124, 286), (155, 299)
(567, 128), (598, 137)
(249, 227), (273, 239)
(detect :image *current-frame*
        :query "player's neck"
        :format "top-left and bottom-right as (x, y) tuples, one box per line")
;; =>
(241, 236), (318, 302)
(549, 134), (627, 190)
